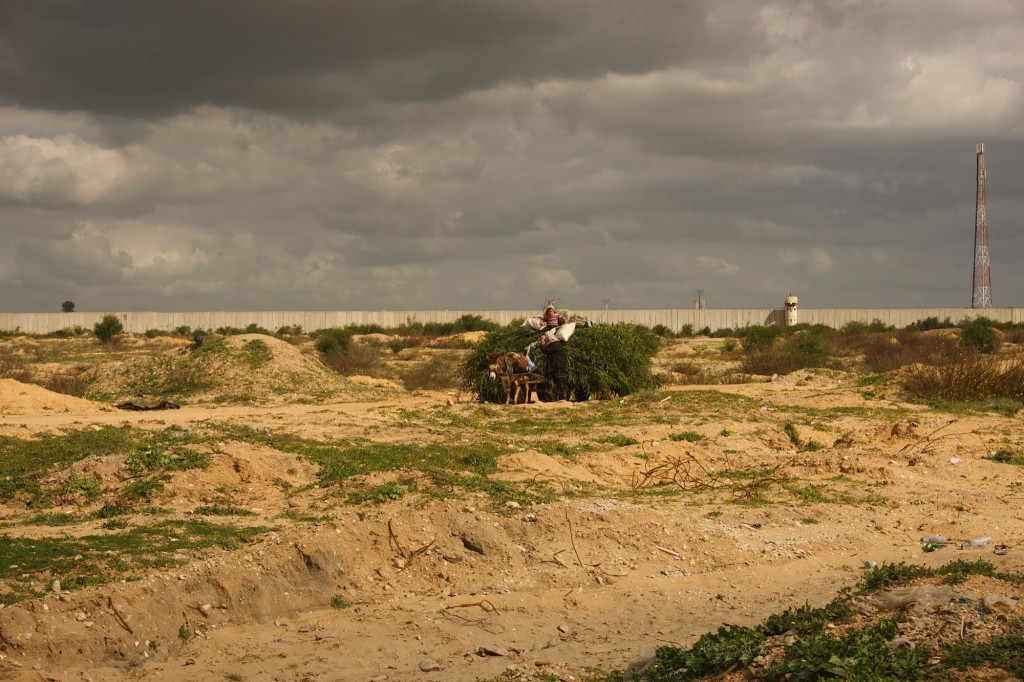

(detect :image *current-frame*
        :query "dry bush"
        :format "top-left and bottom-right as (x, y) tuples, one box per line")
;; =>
(428, 335), (477, 350)
(322, 342), (387, 377)
(0, 348), (32, 382)
(158, 356), (214, 394)
(739, 347), (810, 376)
(862, 330), (958, 373)
(399, 356), (462, 390)
(1002, 327), (1024, 345)
(38, 365), (97, 398)
(904, 351), (1024, 403)
(670, 361), (708, 385)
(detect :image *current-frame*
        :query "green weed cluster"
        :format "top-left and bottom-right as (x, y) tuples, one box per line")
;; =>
(630, 559), (1018, 681)
(0, 520), (269, 605)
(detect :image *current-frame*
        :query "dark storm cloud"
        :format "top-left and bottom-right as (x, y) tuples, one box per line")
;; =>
(0, 0), (1022, 313)
(0, 0), (737, 118)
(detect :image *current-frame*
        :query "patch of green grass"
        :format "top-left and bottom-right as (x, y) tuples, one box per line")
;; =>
(278, 509), (331, 523)
(760, 597), (852, 636)
(427, 471), (558, 508)
(214, 425), (511, 485)
(193, 505), (256, 516)
(640, 625), (768, 681)
(788, 483), (835, 504)
(240, 338), (272, 367)
(0, 520), (271, 605)
(596, 434), (640, 447)
(777, 403), (913, 422)
(60, 474), (102, 502)
(628, 559), (1024, 681)
(987, 449), (1024, 465)
(940, 558), (995, 585)
(943, 631), (1024, 677)
(25, 512), (80, 526)
(783, 421), (802, 448)
(668, 431), (705, 443)
(121, 475), (169, 502)
(0, 426), (132, 503)
(348, 481), (409, 504)
(534, 441), (594, 459)
(0, 425), (207, 507)
(330, 594), (351, 609)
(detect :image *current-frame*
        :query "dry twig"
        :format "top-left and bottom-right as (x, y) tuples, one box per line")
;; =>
(441, 600), (503, 633)
(387, 518), (435, 570)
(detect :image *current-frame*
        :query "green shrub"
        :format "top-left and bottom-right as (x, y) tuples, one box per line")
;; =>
(741, 325), (782, 353)
(908, 316), (954, 331)
(313, 328), (353, 356)
(961, 316), (999, 354)
(45, 326), (89, 339)
(93, 314), (124, 343)
(789, 329), (833, 366)
(216, 323), (272, 336)
(842, 319), (893, 335)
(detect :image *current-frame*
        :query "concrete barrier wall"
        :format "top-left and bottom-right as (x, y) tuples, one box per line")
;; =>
(0, 308), (1020, 334)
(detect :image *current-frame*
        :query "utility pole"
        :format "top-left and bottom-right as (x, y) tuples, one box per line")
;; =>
(972, 143), (992, 308)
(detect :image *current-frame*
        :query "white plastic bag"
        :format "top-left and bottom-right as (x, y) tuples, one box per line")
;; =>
(555, 321), (576, 342)
(522, 316), (546, 331)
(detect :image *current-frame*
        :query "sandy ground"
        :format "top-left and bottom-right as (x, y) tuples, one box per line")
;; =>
(1, 339), (1024, 682)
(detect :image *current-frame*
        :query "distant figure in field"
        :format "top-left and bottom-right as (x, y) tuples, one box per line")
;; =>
(542, 305), (565, 331)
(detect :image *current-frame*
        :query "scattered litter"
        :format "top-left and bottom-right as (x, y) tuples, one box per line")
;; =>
(878, 585), (958, 611)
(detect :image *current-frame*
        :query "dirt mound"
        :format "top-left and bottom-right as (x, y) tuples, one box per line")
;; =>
(90, 334), (397, 405)
(0, 378), (106, 415)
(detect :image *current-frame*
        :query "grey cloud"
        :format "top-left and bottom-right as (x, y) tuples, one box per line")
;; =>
(0, 0), (732, 119)
(1, 1), (1023, 313)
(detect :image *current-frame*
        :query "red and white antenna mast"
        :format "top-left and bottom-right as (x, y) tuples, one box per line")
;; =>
(972, 143), (992, 308)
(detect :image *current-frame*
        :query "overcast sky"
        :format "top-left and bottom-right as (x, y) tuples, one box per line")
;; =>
(1, 1), (1021, 313)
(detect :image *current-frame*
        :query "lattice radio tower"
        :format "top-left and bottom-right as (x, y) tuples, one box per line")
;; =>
(972, 142), (992, 308)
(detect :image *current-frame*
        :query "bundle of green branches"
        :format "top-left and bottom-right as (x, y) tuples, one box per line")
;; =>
(459, 322), (660, 402)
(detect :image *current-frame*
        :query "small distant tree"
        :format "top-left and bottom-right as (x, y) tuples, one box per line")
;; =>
(94, 314), (124, 344)
(961, 317), (999, 354)
(61, 301), (75, 313)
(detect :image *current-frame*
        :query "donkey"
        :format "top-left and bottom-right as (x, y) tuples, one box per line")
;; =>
(485, 351), (534, 404)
